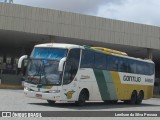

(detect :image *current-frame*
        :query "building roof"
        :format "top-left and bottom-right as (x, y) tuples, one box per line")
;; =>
(0, 3), (160, 50)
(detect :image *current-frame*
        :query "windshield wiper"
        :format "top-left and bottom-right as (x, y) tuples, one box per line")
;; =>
(39, 61), (48, 84)
(27, 61), (42, 84)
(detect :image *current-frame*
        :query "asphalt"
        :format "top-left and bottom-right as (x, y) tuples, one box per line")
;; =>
(0, 89), (160, 119)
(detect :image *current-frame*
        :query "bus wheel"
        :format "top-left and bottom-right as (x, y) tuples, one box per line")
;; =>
(130, 91), (137, 105)
(136, 91), (144, 105)
(47, 100), (55, 105)
(124, 100), (130, 104)
(111, 100), (118, 104)
(76, 90), (87, 106)
(104, 100), (111, 104)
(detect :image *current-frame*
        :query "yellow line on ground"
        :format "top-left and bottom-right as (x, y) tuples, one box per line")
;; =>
(0, 84), (23, 89)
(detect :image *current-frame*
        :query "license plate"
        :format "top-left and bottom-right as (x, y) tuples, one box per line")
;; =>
(36, 94), (42, 98)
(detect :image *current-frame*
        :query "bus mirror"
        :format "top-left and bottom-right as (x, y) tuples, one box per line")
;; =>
(18, 55), (28, 68)
(58, 57), (66, 72)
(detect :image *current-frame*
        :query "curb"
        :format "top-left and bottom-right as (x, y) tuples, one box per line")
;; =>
(0, 84), (23, 89)
(153, 95), (160, 98)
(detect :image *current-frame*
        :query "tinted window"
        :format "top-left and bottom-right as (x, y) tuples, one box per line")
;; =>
(94, 52), (107, 69)
(119, 58), (128, 72)
(80, 49), (94, 68)
(109, 56), (119, 71)
(31, 47), (67, 59)
(144, 63), (149, 75)
(136, 61), (145, 74)
(148, 63), (155, 75)
(81, 49), (155, 76)
(128, 60), (136, 73)
(63, 49), (80, 84)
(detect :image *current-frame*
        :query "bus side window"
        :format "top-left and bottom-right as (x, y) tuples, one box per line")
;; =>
(119, 58), (128, 72)
(94, 53), (107, 69)
(136, 61), (145, 75)
(63, 49), (80, 84)
(109, 56), (119, 71)
(128, 60), (136, 73)
(80, 49), (94, 68)
(149, 63), (155, 75)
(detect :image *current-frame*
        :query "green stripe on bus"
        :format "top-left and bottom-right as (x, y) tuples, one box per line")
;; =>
(102, 70), (117, 100)
(93, 69), (110, 101)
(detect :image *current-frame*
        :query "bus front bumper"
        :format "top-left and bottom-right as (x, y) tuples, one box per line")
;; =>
(24, 89), (61, 101)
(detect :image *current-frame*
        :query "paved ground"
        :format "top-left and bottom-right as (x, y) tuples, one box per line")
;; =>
(0, 89), (160, 120)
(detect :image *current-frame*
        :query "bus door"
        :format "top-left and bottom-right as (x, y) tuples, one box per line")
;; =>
(61, 48), (80, 101)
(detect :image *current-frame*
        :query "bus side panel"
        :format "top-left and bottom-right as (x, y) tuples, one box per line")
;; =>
(111, 71), (131, 100)
(111, 71), (154, 100)
(78, 68), (102, 101)
(93, 69), (117, 101)
(145, 86), (154, 99)
(78, 69), (154, 101)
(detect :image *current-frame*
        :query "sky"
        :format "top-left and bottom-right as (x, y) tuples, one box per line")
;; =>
(1, 0), (160, 26)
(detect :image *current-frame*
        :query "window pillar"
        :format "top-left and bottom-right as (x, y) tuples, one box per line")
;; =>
(50, 36), (55, 43)
(147, 48), (152, 60)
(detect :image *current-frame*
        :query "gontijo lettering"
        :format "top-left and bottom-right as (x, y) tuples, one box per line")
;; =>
(123, 75), (141, 82)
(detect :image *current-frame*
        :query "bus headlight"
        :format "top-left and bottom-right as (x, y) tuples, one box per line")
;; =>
(24, 86), (30, 91)
(48, 90), (60, 93)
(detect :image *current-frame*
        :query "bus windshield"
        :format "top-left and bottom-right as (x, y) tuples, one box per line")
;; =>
(26, 59), (61, 85)
(31, 47), (67, 59)
(25, 47), (68, 85)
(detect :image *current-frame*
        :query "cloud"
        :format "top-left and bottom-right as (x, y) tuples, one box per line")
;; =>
(14, 0), (124, 15)
(97, 0), (160, 26)
(13, 0), (160, 26)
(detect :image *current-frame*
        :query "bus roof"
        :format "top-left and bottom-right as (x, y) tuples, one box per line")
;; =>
(35, 43), (81, 49)
(91, 47), (128, 56)
(84, 46), (154, 64)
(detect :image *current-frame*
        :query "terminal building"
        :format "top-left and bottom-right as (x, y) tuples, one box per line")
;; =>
(0, 3), (160, 93)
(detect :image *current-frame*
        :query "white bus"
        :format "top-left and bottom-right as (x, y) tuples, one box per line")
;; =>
(18, 43), (155, 106)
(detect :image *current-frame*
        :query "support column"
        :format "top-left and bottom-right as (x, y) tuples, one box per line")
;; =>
(50, 36), (55, 43)
(20, 47), (26, 55)
(147, 48), (153, 60)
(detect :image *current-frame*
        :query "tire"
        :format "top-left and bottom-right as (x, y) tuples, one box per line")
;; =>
(103, 100), (111, 104)
(47, 100), (55, 105)
(111, 100), (118, 104)
(130, 91), (137, 105)
(76, 90), (87, 106)
(136, 91), (144, 105)
(124, 100), (130, 104)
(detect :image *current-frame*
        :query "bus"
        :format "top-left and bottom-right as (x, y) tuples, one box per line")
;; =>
(18, 43), (155, 106)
